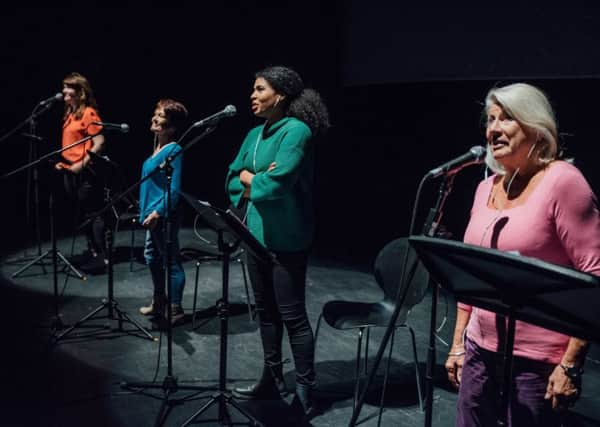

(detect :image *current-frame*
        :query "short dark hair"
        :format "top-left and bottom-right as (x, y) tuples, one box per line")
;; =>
(156, 99), (188, 132)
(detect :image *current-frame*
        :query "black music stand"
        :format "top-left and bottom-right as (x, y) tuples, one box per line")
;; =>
(408, 235), (600, 427)
(179, 191), (274, 427)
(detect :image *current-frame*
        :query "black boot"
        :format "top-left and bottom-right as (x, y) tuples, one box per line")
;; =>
(293, 383), (320, 421)
(232, 363), (286, 400)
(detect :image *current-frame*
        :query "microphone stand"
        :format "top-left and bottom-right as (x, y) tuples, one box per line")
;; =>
(1, 101), (57, 265)
(53, 152), (155, 344)
(5, 134), (109, 280)
(421, 175), (454, 427)
(117, 125), (220, 427)
(347, 173), (455, 427)
(1, 133), (104, 331)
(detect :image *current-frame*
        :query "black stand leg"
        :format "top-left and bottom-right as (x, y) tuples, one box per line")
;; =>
(12, 247), (86, 280)
(497, 311), (516, 427)
(11, 170), (85, 280)
(119, 163), (216, 427)
(423, 281), (438, 427)
(53, 222), (154, 343)
(122, 374), (210, 427)
(181, 234), (263, 427)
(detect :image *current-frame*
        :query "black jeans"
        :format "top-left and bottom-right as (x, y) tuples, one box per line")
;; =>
(63, 169), (106, 257)
(246, 250), (316, 386)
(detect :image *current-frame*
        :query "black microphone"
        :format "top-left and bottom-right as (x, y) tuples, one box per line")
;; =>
(20, 132), (44, 142)
(92, 121), (130, 133)
(427, 146), (486, 178)
(192, 105), (237, 128)
(39, 93), (63, 106)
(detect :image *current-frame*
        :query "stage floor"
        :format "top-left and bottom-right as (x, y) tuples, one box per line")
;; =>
(1, 228), (599, 427)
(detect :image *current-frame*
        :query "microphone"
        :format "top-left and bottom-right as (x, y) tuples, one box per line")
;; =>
(192, 105), (237, 128)
(20, 132), (44, 142)
(427, 146), (486, 178)
(39, 93), (63, 106)
(92, 121), (130, 133)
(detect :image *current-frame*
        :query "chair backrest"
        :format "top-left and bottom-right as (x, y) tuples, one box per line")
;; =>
(374, 237), (430, 312)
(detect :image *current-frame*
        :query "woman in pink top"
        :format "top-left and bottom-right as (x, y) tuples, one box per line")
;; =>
(445, 83), (600, 426)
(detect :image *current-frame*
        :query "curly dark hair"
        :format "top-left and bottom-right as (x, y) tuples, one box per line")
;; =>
(255, 66), (330, 137)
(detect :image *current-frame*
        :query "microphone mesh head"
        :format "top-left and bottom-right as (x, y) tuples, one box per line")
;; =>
(224, 105), (237, 116)
(121, 124), (130, 133)
(470, 145), (486, 160)
(55, 93), (64, 101)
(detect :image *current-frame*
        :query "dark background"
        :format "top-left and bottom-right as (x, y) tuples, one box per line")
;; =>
(1, 4), (600, 264)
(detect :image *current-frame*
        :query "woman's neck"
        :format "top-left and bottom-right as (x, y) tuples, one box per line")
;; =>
(501, 162), (546, 194)
(265, 110), (285, 127)
(156, 134), (172, 147)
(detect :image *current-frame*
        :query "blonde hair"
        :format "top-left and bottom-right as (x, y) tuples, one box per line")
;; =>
(484, 83), (558, 175)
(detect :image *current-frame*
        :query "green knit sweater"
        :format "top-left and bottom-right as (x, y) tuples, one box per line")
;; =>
(226, 117), (314, 252)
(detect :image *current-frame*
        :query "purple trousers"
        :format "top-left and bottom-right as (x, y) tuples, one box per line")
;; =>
(456, 338), (564, 427)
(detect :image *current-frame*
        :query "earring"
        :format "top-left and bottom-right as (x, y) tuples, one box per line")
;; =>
(274, 96), (281, 107)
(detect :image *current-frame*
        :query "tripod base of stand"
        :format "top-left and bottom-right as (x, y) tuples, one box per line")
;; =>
(182, 391), (264, 427)
(12, 249), (86, 280)
(121, 375), (215, 427)
(53, 298), (154, 342)
(49, 314), (67, 332)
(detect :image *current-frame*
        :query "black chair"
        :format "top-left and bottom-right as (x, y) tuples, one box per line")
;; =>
(314, 237), (429, 416)
(114, 197), (143, 272)
(180, 246), (254, 329)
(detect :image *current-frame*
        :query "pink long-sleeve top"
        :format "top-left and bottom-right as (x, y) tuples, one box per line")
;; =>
(460, 161), (600, 364)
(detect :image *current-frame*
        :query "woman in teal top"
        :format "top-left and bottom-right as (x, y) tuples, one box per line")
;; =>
(226, 66), (329, 419)
(138, 99), (188, 328)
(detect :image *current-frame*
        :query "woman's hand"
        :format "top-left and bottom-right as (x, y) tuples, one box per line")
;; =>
(68, 162), (84, 175)
(445, 345), (465, 389)
(240, 170), (255, 186)
(545, 365), (581, 411)
(142, 210), (160, 230)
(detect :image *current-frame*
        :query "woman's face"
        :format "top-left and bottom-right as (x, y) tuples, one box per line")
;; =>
(486, 103), (537, 171)
(150, 106), (170, 135)
(250, 77), (282, 119)
(62, 86), (78, 108)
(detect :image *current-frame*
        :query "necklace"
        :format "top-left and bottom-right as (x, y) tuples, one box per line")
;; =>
(252, 130), (261, 173)
(245, 126), (265, 225)
(479, 168), (520, 246)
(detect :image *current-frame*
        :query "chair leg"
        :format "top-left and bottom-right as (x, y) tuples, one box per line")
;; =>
(364, 327), (370, 376)
(191, 261), (200, 329)
(129, 219), (136, 272)
(377, 328), (396, 427)
(407, 325), (424, 411)
(238, 257), (254, 322)
(314, 313), (323, 348)
(353, 327), (365, 411)
(70, 231), (77, 258)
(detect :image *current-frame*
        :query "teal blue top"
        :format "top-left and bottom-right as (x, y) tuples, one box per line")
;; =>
(139, 142), (183, 222)
(226, 117), (314, 252)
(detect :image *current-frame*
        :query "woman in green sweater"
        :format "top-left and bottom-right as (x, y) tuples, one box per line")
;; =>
(226, 66), (329, 417)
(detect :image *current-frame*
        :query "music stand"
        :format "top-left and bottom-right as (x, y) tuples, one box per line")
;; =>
(179, 191), (274, 427)
(408, 235), (600, 427)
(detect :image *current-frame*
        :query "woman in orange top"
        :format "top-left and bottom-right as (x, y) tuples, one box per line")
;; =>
(55, 72), (107, 273)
